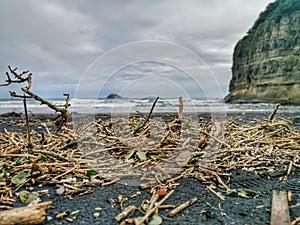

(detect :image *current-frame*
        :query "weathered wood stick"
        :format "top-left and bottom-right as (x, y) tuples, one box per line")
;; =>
(178, 96), (183, 120)
(115, 205), (136, 222)
(287, 161), (293, 176)
(168, 197), (197, 217)
(269, 104), (280, 121)
(206, 186), (225, 200)
(290, 203), (300, 209)
(146, 193), (159, 215)
(23, 97), (31, 147)
(101, 178), (120, 187)
(159, 204), (175, 209)
(271, 190), (291, 225)
(166, 174), (184, 183)
(291, 217), (300, 225)
(0, 201), (52, 225)
(133, 96), (159, 134)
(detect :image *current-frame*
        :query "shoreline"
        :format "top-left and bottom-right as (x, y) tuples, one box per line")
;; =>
(1, 110), (300, 132)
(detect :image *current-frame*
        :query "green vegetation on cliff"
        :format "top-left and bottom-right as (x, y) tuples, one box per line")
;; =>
(250, 0), (299, 32)
(227, 0), (300, 104)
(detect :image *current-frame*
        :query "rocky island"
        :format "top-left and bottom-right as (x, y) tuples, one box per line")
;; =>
(226, 0), (300, 104)
(106, 93), (122, 99)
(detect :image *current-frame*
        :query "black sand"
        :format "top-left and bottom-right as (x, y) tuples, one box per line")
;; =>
(13, 169), (300, 225)
(1, 112), (300, 225)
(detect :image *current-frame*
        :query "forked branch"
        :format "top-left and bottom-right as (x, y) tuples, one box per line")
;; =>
(2, 66), (70, 133)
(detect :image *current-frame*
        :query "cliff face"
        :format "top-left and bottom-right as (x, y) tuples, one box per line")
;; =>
(226, 0), (300, 104)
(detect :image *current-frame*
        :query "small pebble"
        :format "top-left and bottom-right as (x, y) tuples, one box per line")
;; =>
(27, 186), (34, 191)
(70, 210), (80, 215)
(66, 217), (76, 222)
(47, 216), (53, 221)
(56, 187), (65, 195)
(93, 212), (100, 218)
(131, 191), (141, 197)
(117, 195), (123, 202)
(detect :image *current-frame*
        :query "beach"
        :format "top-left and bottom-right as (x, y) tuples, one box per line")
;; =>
(0, 110), (300, 224)
(1, 0), (299, 224)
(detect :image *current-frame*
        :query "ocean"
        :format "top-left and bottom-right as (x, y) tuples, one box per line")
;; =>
(0, 98), (299, 115)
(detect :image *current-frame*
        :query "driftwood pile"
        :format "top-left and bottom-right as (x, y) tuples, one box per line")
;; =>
(0, 101), (299, 224)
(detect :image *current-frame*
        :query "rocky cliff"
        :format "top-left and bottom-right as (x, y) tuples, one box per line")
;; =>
(226, 0), (300, 104)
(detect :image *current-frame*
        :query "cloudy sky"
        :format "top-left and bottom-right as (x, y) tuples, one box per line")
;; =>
(0, 0), (275, 99)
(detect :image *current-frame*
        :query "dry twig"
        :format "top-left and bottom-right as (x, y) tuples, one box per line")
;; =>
(168, 197), (197, 217)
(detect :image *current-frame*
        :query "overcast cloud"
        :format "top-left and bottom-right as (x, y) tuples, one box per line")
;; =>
(0, 0), (275, 99)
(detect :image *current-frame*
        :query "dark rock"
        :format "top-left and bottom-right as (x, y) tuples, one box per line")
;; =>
(226, 0), (300, 104)
(1, 112), (22, 117)
(106, 93), (122, 99)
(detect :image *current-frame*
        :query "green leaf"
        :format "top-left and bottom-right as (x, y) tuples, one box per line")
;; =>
(136, 151), (147, 161)
(150, 153), (167, 160)
(50, 157), (56, 162)
(38, 153), (47, 161)
(11, 173), (30, 185)
(225, 189), (236, 196)
(134, 121), (143, 132)
(149, 214), (163, 225)
(183, 166), (194, 174)
(13, 158), (22, 164)
(226, 188), (257, 198)
(86, 170), (99, 177)
(0, 169), (6, 180)
(125, 149), (136, 161)
(140, 200), (148, 212)
(183, 119), (191, 129)
(19, 190), (39, 203)
(241, 188), (257, 196)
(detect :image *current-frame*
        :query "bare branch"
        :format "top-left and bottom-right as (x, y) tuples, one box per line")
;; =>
(9, 91), (31, 98)
(0, 66), (30, 86)
(8, 65), (30, 80)
(2, 65), (70, 133)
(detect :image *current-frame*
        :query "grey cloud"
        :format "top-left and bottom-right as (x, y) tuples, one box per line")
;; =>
(99, 61), (213, 98)
(0, 0), (275, 98)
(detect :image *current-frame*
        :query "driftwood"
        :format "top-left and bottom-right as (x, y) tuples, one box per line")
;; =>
(178, 96), (183, 120)
(168, 197), (197, 217)
(0, 201), (52, 225)
(115, 205), (136, 222)
(269, 103), (280, 121)
(0, 66), (30, 86)
(133, 96), (159, 135)
(271, 191), (290, 225)
(23, 98), (32, 147)
(1, 66), (70, 133)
